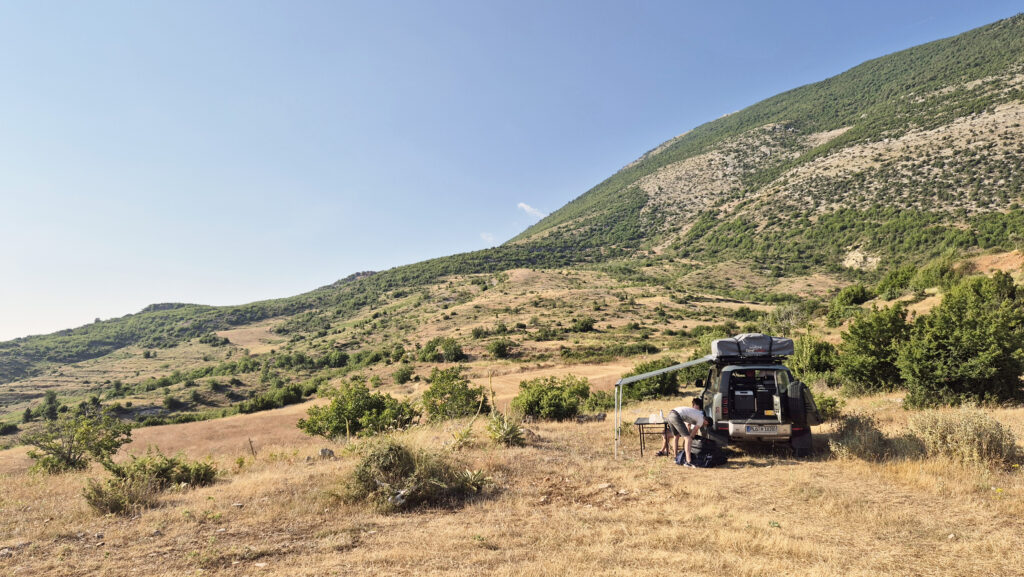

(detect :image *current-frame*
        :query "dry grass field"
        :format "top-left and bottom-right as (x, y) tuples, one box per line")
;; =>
(2, 387), (1022, 577)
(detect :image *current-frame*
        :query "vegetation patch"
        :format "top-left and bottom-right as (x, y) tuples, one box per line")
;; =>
(908, 407), (1017, 467)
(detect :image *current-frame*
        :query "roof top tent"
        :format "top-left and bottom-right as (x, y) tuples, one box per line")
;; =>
(613, 334), (794, 457)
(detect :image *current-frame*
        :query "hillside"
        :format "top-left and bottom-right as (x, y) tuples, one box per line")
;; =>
(2, 15), (1024, 423)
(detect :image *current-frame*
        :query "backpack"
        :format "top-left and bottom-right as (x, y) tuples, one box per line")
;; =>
(676, 437), (727, 468)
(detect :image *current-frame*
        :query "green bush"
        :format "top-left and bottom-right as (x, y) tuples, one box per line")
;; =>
(621, 357), (679, 400)
(899, 272), (1024, 408)
(298, 379), (419, 439)
(392, 363), (414, 385)
(421, 366), (489, 422)
(828, 413), (888, 461)
(511, 375), (590, 421)
(570, 316), (596, 333)
(813, 393), (844, 422)
(106, 448), (218, 489)
(83, 473), (160, 516)
(826, 284), (875, 327)
(876, 265), (917, 300)
(487, 338), (517, 359)
(343, 439), (488, 513)
(791, 336), (838, 375)
(0, 423), (18, 436)
(582, 390), (615, 412)
(837, 304), (910, 394)
(418, 337), (466, 363)
(907, 407), (1017, 466)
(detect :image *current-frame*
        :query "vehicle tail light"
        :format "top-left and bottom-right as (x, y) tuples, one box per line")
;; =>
(722, 398), (729, 419)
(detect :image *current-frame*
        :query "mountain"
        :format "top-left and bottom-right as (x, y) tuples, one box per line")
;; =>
(2, 15), (1024, 415)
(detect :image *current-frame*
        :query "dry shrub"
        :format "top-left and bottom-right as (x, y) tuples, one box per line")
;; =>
(828, 413), (888, 461)
(908, 407), (1017, 467)
(83, 473), (160, 515)
(344, 438), (488, 513)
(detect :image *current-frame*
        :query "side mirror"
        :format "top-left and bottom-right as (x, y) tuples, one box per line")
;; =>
(694, 379), (704, 389)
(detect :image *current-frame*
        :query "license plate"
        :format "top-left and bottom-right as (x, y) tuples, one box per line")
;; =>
(746, 425), (778, 434)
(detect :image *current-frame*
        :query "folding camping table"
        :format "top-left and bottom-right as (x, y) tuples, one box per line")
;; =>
(633, 417), (667, 457)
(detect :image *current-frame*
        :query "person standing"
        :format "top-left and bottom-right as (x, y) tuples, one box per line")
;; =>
(655, 398), (711, 467)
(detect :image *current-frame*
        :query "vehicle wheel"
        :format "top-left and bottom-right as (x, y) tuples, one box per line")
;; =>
(793, 446), (811, 458)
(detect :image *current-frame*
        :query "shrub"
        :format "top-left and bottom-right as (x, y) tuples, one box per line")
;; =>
(392, 363), (414, 385)
(826, 284), (875, 327)
(907, 408), (1017, 466)
(621, 357), (679, 400)
(343, 439), (488, 513)
(582, 390), (615, 412)
(418, 337), (466, 363)
(83, 474), (160, 516)
(837, 304), (910, 394)
(421, 366), (489, 422)
(570, 316), (596, 333)
(487, 338), (517, 359)
(791, 336), (838, 376)
(828, 413), (888, 461)
(107, 448), (218, 489)
(899, 272), (1024, 408)
(511, 375), (590, 420)
(814, 393), (844, 422)
(487, 411), (525, 447)
(876, 265), (916, 300)
(0, 423), (18, 436)
(298, 379), (419, 439)
(23, 410), (132, 473)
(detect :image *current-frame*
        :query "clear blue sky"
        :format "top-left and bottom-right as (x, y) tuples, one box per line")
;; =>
(0, 1), (1020, 341)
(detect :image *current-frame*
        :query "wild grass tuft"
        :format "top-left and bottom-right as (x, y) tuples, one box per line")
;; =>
(908, 407), (1017, 467)
(828, 413), (888, 461)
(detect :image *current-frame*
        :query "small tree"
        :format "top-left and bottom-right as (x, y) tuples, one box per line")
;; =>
(418, 337), (466, 363)
(421, 366), (489, 422)
(511, 375), (591, 420)
(790, 335), (838, 376)
(298, 379), (419, 439)
(22, 409), (132, 473)
(487, 338), (517, 359)
(837, 304), (910, 394)
(899, 272), (1024, 408)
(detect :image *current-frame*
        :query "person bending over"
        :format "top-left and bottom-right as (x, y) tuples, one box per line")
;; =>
(656, 398), (712, 467)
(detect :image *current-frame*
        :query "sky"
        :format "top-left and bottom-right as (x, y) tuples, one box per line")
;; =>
(0, 1), (1021, 341)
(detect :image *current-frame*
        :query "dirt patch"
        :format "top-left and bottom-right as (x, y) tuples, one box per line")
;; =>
(969, 250), (1023, 274)
(216, 319), (287, 355)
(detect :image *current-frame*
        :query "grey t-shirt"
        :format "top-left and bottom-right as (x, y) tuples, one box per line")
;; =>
(672, 406), (705, 427)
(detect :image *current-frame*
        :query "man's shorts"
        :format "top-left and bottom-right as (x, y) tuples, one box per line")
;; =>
(666, 410), (693, 437)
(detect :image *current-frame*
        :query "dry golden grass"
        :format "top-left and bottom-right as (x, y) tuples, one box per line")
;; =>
(2, 389), (1022, 577)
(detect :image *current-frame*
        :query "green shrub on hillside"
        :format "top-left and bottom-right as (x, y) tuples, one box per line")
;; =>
(826, 284), (874, 327)
(899, 272), (1024, 408)
(23, 409), (132, 474)
(421, 366), (489, 422)
(621, 357), (680, 400)
(418, 337), (466, 363)
(511, 375), (591, 421)
(790, 336), (838, 376)
(298, 379), (419, 439)
(837, 304), (910, 395)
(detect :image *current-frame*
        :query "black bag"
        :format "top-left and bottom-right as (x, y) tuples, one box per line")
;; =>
(677, 437), (727, 468)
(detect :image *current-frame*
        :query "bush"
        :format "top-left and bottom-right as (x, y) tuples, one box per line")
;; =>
(511, 375), (590, 420)
(790, 336), (838, 376)
(570, 316), (596, 332)
(826, 284), (875, 327)
(421, 366), (489, 422)
(621, 357), (679, 400)
(298, 379), (419, 439)
(582, 390), (615, 412)
(487, 411), (525, 447)
(828, 413), (888, 461)
(83, 474), (160, 516)
(418, 337), (466, 363)
(907, 407), (1017, 466)
(343, 439), (488, 513)
(876, 265), (916, 300)
(392, 363), (414, 385)
(814, 393), (844, 422)
(0, 423), (18, 436)
(107, 448), (218, 489)
(487, 338), (517, 359)
(23, 410), (132, 473)
(899, 272), (1024, 408)
(837, 304), (910, 394)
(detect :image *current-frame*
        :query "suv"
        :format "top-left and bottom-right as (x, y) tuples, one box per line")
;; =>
(696, 335), (821, 456)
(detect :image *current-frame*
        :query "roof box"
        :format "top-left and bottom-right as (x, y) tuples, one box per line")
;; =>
(711, 333), (793, 359)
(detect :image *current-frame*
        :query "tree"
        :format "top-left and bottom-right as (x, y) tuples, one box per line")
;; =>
(418, 337), (466, 363)
(511, 375), (591, 420)
(790, 335), (838, 376)
(837, 304), (910, 394)
(41, 391), (60, 421)
(22, 409), (132, 473)
(899, 272), (1024, 408)
(487, 338), (517, 359)
(421, 366), (489, 422)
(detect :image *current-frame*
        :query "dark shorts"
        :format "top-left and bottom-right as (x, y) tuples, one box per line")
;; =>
(666, 410), (693, 437)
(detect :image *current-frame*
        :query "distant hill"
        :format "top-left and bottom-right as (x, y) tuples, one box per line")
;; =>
(1, 15), (1023, 387)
